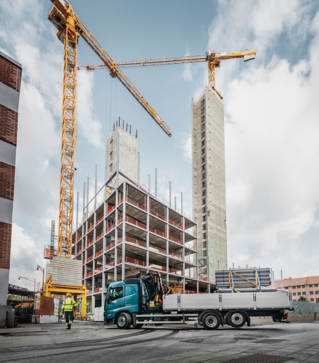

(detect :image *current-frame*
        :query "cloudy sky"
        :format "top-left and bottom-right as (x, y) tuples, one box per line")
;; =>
(1, 0), (319, 290)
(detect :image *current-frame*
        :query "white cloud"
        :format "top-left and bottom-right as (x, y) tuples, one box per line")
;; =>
(205, 0), (319, 277)
(178, 132), (192, 163)
(10, 223), (46, 288)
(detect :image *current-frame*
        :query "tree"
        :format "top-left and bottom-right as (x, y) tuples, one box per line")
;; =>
(298, 296), (309, 302)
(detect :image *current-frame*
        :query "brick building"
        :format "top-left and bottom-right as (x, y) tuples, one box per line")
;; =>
(0, 51), (22, 327)
(274, 276), (319, 303)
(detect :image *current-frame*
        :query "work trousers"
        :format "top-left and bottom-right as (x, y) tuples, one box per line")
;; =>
(65, 311), (74, 326)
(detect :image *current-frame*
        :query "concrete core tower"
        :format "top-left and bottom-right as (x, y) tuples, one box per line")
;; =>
(192, 85), (227, 281)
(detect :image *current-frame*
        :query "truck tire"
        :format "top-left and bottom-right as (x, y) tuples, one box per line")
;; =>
(229, 311), (246, 328)
(202, 312), (220, 330)
(116, 312), (132, 329)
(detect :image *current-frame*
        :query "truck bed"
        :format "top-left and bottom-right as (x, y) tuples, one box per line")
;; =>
(163, 291), (291, 311)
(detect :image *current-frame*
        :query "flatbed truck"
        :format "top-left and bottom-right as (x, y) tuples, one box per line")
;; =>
(104, 272), (292, 330)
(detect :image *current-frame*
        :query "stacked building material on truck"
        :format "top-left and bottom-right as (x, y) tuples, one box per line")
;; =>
(215, 268), (272, 292)
(46, 257), (82, 287)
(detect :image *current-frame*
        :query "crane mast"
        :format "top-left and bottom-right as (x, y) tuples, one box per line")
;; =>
(48, 0), (171, 259)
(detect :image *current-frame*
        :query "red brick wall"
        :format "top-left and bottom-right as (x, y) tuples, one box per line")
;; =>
(0, 104), (18, 146)
(0, 162), (15, 200)
(0, 56), (21, 92)
(0, 222), (11, 269)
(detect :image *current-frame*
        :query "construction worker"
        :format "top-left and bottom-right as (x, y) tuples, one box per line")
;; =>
(61, 293), (79, 330)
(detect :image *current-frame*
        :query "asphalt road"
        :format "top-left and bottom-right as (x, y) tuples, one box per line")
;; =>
(0, 322), (319, 363)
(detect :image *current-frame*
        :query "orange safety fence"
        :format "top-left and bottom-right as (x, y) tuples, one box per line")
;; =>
(87, 290), (92, 295)
(87, 255), (93, 262)
(149, 226), (166, 238)
(118, 198), (123, 205)
(169, 251), (183, 260)
(149, 243), (166, 255)
(106, 241), (115, 251)
(95, 266), (103, 274)
(149, 264), (166, 272)
(126, 196), (147, 211)
(95, 248), (103, 257)
(125, 216), (147, 230)
(169, 235), (182, 245)
(88, 240), (94, 248)
(87, 271), (93, 278)
(125, 236), (146, 248)
(118, 256), (147, 267)
(88, 225), (94, 233)
(96, 215), (104, 225)
(169, 268), (183, 275)
(107, 204), (115, 215)
(150, 209), (166, 221)
(95, 232), (103, 241)
(77, 248), (82, 255)
(105, 261), (115, 269)
(94, 287), (103, 293)
(169, 219), (183, 229)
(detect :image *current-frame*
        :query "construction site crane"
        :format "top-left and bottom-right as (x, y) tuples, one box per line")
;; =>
(48, 0), (172, 259)
(77, 50), (256, 97)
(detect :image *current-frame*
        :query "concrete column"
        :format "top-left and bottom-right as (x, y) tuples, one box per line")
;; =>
(114, 188), (118, 281)
(95, 164), (97, 211)
(76, 192), (79, 255)
(146, 195), (150, 271)
(83, 182), (86, 223)
(182, 216), (185, 293)
(116, 133), (120, 187)
(122, 182), (126, 280)
(138, 152), (140, 186)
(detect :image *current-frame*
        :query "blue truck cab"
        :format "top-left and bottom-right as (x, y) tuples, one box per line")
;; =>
(104, 278), (151, 328)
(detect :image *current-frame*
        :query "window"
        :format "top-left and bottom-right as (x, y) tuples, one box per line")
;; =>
(310, 291), (314, 295)
(202, 156), (205, 163)
(108, 286), (123, 301)
(297, 285), (301, 288)
(202, 172), (206, 180)
(203, 232), (206, 239)
(302, 291), (306, 295)
(202, 198), (206, 205)
(316, 291), (319, 295)
(125, 285), (136, 296)
(202, 206), (206, 213)
(293, 293), (296, 296)
(201, 131), (205, 139)
(203, 250), (207, 257)
(309, 284), (313, 287)
(203, 223), (206, 231)
(292, 286), (296, 289)
(298, 292), (301, 296)
(302, 285), (305, 288)
(315, 284), (318, 287)
(310, 298), (314, 302)
(203, 216), (206, 222)
(201, 140), (205, 147)
(202, 190), (206, 197)
(202, 165), (205, 172)
(201, 148), (205, 155)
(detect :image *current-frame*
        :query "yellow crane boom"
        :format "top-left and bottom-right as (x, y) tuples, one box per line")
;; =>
(48, 0), (172, 259)
(77, 50), (256, 91)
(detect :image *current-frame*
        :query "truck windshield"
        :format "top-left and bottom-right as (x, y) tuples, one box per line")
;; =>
(108, 287), (123, 301)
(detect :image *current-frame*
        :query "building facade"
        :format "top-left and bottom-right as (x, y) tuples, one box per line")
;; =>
(274, 276), (319, 303)
(192, 85), (227, 281)
(0, 51), (22, 327)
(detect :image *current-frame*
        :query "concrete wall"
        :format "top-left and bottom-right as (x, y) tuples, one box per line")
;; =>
(105, 127), (139, 185)
(192, 86), (227, 281)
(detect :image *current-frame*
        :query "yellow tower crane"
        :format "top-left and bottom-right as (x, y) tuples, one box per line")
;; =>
(48, 0), (172, 260)
(77, 50), (256, 98)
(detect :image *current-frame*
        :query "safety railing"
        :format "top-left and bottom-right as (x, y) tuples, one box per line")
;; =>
(107, 204), (115, 215)
(95, 232), (103, 242)
(149, 226), (166, 238)
(125, 236), (146, 249)
(125, 216), (147, 230)
(95, 249), (103, 258)
(106, 220), (116, 233)
(169, 219), (183, 230)
(168, 268), (183, 276)
(105, 261), (115, 269)
(77, 248), (82, 255)
(95, 266), (103, 274)
(118, 257), (147, 267)
(149, 264), (166, 272)
(87, 255), (93, 262)
(169, 251), (183, 261)
(77, 235), (82, 242)
(96, 215), (104, 225)
(87, 271), (93, 278)
(87, 239), (94, 248)
(88, 225), (94, 233)
(149, 244), (166, 255)
(150, 209), (166, 221)
(87, 289), (92, 295)
(169, 235), (182, 245)
(126, 196), (146, 211)
(94, 287), (103, 293)
(106, 241), (115, 251)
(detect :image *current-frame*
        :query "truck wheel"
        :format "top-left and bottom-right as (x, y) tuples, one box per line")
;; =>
(229, 312), (246, 328)
(202, 313), (220, 330)
(117, 312), (132, 329)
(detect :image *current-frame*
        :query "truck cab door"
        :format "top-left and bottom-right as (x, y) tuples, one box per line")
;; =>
(125, 285), (139, 313)
(105, 286), (125, 320)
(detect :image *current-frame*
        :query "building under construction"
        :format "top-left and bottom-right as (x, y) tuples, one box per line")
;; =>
(192, 86), (228, 282)
(72, 124), (212, 312)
